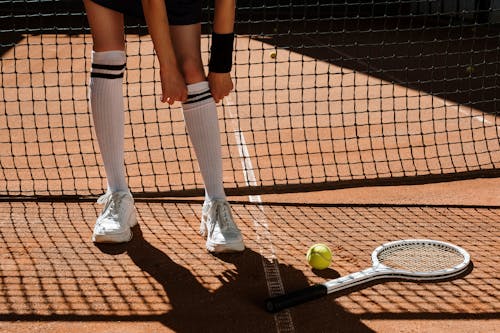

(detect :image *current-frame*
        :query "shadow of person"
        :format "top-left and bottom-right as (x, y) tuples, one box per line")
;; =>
(126, 224), (374, 333)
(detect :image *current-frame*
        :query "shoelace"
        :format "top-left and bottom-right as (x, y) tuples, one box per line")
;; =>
(97, 192), (125, 221)
(206, 200), (236, 236)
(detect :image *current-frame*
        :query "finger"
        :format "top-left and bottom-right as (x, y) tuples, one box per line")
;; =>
(175, 93), (185, 103)
(210, 90), (218, 102)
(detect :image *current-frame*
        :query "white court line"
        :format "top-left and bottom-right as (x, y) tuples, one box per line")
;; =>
(465, 112), (493, 126)
(472, 115), (490, 124)
(311, 36), (497, 126)
(225, 96), (295, 333)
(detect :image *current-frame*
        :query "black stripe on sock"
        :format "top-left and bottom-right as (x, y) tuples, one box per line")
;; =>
(187, 90), (211, 99)
(91, 72), (124, 79)
(92, 63), (126, 71)
(184, 91), (212, 104)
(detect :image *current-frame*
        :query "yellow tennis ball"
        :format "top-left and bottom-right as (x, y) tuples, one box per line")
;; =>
(306, 244), (332, 270)
(269, 51), (277, 59)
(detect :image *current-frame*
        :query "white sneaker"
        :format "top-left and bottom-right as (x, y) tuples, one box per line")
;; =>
(200, 199), (245, 253)
(92, 190), (137, 243)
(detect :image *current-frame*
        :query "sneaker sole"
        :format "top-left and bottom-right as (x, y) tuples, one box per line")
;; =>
(206, 239), (245, 253)
(92, 211), (137, 244)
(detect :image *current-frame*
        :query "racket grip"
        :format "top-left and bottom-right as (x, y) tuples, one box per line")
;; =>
(265, 284), (328, 313)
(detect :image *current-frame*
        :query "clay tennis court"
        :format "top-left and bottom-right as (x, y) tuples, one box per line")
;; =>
(1, 3), (500, 333)
(0, 185), (499, 332)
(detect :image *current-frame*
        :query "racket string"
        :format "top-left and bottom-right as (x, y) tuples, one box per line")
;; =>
(377, 243), (464, 273)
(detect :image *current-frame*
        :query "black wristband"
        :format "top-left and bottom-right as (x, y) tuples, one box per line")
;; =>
(208, 32), (234, 73)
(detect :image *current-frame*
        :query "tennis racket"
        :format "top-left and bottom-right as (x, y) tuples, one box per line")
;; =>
(265, 239), (471, 313)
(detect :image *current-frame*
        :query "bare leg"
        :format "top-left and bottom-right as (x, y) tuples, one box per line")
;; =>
(170, 24), (206, 83)
(83, 0), (125, 51)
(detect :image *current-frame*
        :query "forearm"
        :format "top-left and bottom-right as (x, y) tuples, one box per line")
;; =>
(213, 0), (235, 33)
(141, 0), (177, 68)
(209, 0), (236, 74)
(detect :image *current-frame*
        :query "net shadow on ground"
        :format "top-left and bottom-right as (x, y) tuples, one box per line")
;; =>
(0, 201), (498, 332)
(0, 201), (372, 332)
(256, 202), (499, 321)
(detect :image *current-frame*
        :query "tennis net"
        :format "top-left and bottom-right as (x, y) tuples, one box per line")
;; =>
(1, 0), (499, 198)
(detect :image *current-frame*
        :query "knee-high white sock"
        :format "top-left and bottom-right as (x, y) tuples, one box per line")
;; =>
(182, 81), (226, 201)
(89, 50), (128, 193)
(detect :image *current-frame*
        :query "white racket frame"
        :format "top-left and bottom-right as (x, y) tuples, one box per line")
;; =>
(324, 239), (471, 294)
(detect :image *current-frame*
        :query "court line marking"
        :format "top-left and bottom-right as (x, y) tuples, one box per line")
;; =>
(225, 95), (295, 333)
(303, 35), (496, 126)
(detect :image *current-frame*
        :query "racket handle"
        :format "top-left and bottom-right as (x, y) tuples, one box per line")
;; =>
(265, 284), (328, 313)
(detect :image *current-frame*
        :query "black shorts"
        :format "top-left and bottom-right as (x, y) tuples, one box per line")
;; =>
(90, 0), (202, 25)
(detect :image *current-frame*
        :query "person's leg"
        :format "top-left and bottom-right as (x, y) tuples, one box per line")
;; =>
(84, 0), (128, 192)
(84, 0), (136, 243)
(170, 24), (225, 201)
(170, 24), (244, 252)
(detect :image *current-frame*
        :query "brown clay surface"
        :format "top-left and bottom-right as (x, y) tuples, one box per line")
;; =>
(0, 177), (499, 332)
(1, 35), (498, 197)
(1, 33), (499, 332)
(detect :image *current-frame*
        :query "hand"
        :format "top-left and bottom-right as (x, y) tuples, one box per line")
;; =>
(207, 72), (234, 103)
(160, 66), (188, 105)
